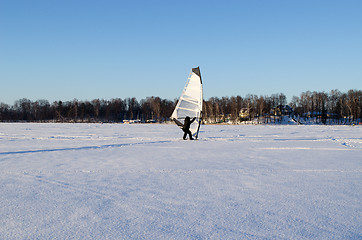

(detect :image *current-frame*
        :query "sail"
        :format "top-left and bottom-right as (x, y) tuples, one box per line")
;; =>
(171, 67), (203, 138)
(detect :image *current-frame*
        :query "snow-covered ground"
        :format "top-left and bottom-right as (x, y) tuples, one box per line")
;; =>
(0, 123), (361, 239)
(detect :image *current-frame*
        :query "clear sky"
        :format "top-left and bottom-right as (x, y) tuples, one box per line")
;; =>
(1, 0), (361, 105)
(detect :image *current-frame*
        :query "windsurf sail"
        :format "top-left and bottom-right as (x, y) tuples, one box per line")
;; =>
(171, 67), (203, 139)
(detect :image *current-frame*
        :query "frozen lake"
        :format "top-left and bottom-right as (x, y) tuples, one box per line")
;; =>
(0, 123), (361, 239)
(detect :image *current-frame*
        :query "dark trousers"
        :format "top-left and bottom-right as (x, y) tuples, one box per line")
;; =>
(183, 129), (193, 140)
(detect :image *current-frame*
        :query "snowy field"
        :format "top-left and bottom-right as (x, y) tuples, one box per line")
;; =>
(0, 123), (361, 239)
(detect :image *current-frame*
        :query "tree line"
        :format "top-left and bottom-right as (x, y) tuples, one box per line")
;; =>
(0, 97), (174, 123)
(0, 89), (361, 124)
(203, 89), (361, 124)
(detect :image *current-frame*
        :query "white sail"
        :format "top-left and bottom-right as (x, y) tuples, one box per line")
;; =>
(171, 67), (203, 138)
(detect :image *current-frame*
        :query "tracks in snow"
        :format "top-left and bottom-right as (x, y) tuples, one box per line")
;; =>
(0, 140), (172, 156)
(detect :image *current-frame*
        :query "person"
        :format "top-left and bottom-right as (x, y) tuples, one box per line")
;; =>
(182, 116), (196, 140)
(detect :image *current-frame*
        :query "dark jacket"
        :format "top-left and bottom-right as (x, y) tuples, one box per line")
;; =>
(183, 116), (196, 131)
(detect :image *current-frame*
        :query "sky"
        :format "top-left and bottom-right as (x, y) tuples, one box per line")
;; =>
(1, 0), (361, 105)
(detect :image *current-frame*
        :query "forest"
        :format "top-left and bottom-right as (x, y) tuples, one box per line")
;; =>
(0, 89), (361, 124)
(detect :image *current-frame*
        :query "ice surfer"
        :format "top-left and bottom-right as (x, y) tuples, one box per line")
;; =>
(182, 116), (196, 140)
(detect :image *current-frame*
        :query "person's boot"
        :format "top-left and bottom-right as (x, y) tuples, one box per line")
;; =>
(189, 133), (194, 140)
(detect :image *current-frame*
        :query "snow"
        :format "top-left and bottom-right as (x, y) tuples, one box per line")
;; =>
(0, 123), (361, 239)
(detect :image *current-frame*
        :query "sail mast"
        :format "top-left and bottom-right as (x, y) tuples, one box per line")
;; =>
(193, 66), (202, 139)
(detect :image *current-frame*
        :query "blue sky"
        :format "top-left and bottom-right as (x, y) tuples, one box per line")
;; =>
(1, 0), (361, 105)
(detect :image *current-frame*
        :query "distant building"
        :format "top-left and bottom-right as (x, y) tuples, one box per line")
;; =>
(272, 105), (294, 116)
(239, 108), (250, 119)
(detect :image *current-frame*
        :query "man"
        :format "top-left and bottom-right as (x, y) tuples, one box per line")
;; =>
(182, 116), (196, 140)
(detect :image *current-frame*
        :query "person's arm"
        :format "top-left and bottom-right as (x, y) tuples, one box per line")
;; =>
(191, 117), (196, 123)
